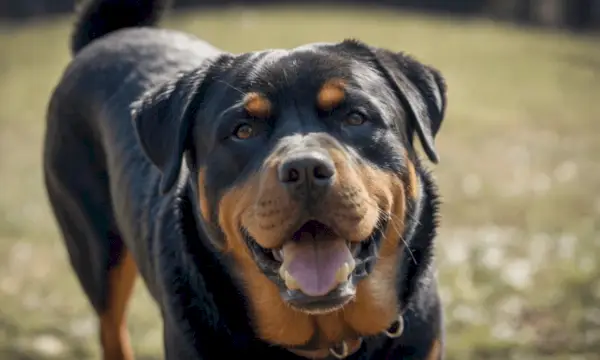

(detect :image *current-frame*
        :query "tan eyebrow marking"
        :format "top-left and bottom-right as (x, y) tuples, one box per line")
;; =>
(243, 92), (272, 118)
(316, 78), (346, 111)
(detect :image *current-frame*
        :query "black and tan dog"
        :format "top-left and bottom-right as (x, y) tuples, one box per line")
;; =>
(43, 0), (448, 359)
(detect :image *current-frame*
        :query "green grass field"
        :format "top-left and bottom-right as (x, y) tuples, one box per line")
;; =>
(1, 5), (599, 360)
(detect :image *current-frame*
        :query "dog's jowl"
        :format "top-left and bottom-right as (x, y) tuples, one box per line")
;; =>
(43, 0), (448, 359)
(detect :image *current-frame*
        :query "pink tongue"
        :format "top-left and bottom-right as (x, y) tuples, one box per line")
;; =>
(282, 233), (353, 297)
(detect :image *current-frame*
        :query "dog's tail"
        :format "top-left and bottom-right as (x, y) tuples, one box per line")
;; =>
(71, 0), (172, 55)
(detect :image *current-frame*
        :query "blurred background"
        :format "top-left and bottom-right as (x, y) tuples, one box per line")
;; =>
(0, 0), (599, 359)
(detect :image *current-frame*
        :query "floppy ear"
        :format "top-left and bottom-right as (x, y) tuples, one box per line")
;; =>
(371, 49), (447, 163)
(131, 62), (219, 194)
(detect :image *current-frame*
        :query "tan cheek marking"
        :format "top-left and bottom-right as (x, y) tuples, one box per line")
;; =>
(324, 148), (380, 242)
(406, 159), (419, 199)
(380, 174), (406, 257)
(218, 179), (257, 254)
(426, 339), (442, 360)
(317, 78), (346, 111)
(240, 164), (301, 250)
(343, 167), (405, 335)
(197, 168), (211, 222)
(244, 92), (271, 118)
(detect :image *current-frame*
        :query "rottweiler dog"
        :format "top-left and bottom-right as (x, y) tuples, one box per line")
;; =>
(43, 0), (448, 359)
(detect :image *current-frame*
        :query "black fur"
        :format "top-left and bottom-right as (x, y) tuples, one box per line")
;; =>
(44, 0), (448, 359)
(71, 0), (171, 54)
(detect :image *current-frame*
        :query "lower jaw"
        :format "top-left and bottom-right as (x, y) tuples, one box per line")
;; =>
(287, 337), (363, 359)
(281, 280), (356, 315)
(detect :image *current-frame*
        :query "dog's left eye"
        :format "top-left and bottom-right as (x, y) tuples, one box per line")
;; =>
(344, 111), (367, 126)
(233, 123), (255, 140)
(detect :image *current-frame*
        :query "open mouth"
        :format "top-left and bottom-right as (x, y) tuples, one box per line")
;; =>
(243, 218), (387, 314)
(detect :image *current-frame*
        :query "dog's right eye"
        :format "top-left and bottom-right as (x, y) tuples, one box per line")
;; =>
(344, 110), (368, 127)
(233, 123), (254, 140)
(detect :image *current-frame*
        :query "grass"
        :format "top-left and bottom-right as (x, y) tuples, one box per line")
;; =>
(1, 5), (599, 360)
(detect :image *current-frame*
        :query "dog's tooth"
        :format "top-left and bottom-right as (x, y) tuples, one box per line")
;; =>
(348, 257), (356, 272)
(284, 271), (300, 290)
(349, 241), (360, 256)
(335, 262), (352, 283)
(273, 249), (283, 262)
(279, 266), (286, 279)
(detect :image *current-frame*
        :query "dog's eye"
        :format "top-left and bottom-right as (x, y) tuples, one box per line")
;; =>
(344, 111), (367, 126)
(233, 123), (254, 140)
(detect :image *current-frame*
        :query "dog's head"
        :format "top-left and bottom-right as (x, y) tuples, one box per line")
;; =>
(132, 39), (446, 358)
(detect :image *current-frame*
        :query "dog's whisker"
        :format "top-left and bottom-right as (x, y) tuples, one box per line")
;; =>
(367, 201), (418, 265)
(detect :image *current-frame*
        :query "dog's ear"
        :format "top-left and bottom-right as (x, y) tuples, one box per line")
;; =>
(369, 47), (447, 163)
(131, 71), (203, 194)
(131, 58), (226, 194)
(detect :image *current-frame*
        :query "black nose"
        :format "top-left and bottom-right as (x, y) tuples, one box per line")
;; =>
(278, 151), (335, 188)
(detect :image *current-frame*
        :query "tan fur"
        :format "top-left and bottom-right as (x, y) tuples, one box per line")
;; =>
(99, 249), (137, 360)
(197, 168), (211, 222)
(426, 339), (442, 360)
(317, 78), (346, 111)
(243, 92), (271, 118)
(406, 158), (420, 199)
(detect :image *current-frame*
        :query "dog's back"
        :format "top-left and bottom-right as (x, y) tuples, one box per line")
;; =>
(43, 1), (219, 358)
